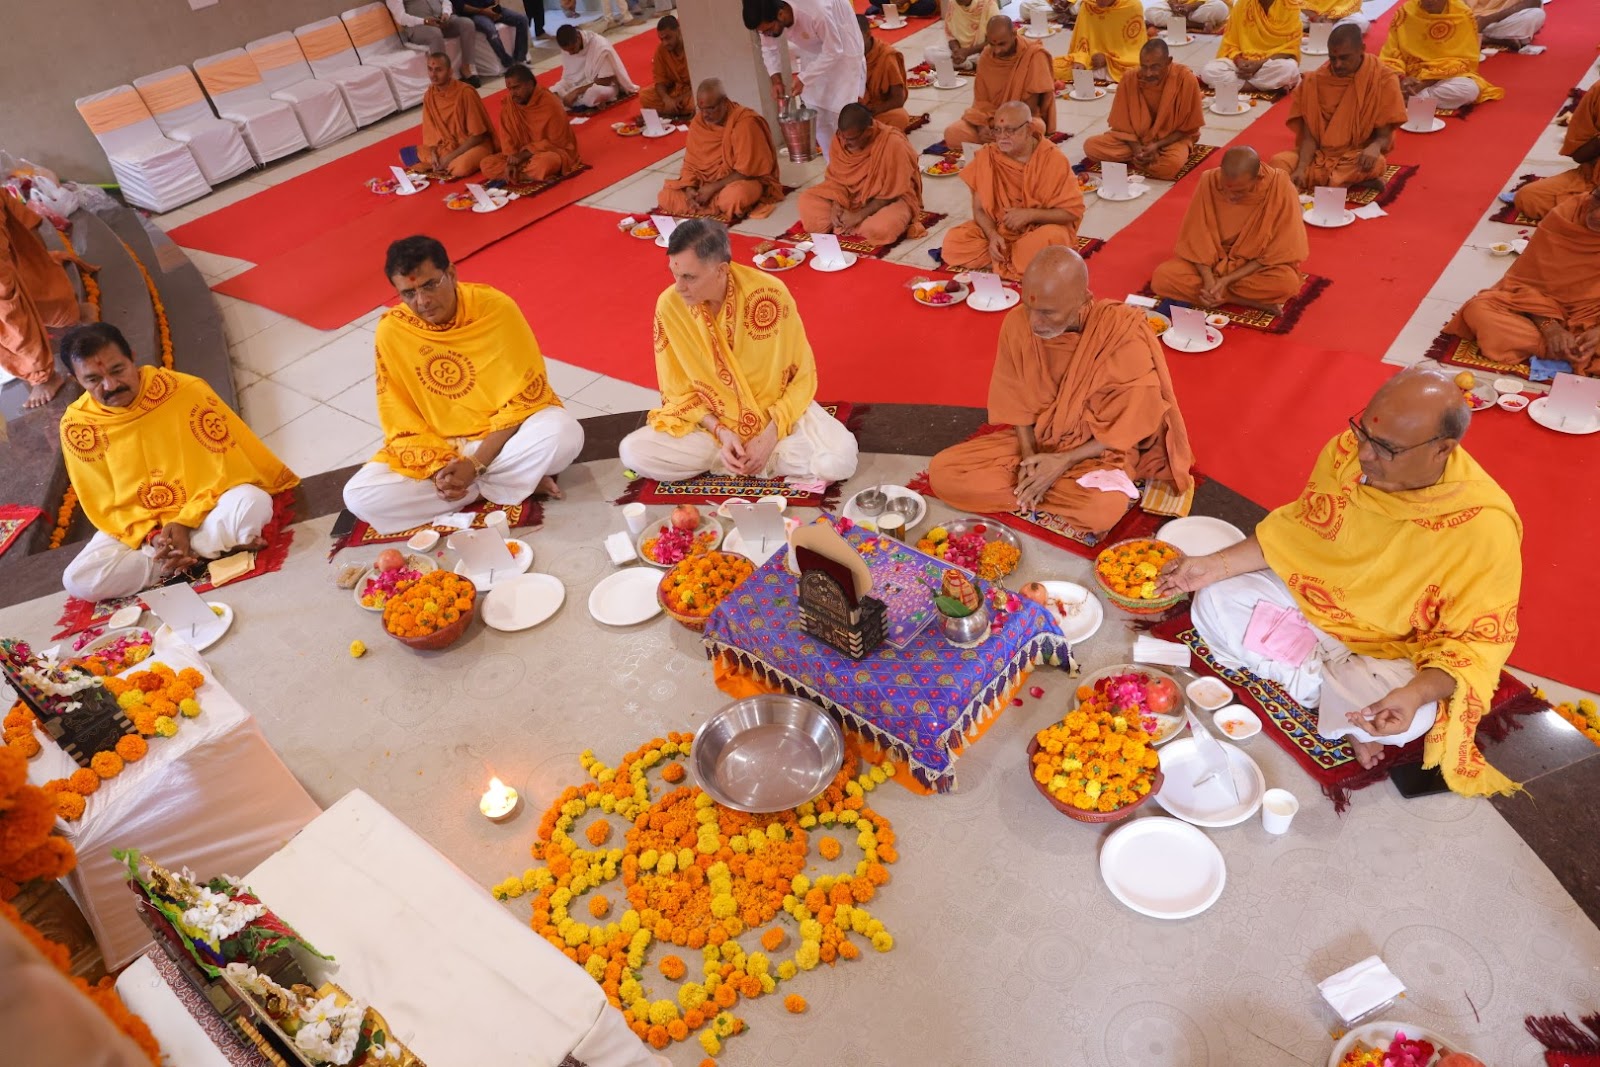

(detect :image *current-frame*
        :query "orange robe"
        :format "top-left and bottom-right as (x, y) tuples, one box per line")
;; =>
(481, 86), (581, 184)
(0, 194), (80, 385)
(1081, 64), (1206, 180)
(1152, 167), (1309, 306)
(797, 122), (925, 245)
(927, 299), (1195, 535)
(942, 37), (1057, 147)
(1448, 195), (1600, 374)
(1269, 54), (1408, 187)
(1512, 83), (1600, 222)
(417, 80), (497, 178)
(861, 39), (913, 131)
(941, 134), (1084, 281)
(659, 101), (783, 221)
(640, 44), (693, 117)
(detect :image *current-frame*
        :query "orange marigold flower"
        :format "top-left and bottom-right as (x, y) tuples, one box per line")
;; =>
(89, 752), (124, 779)
(713, 983), (738, 1008)
(588, 895), (611, 919)
(667, 1019), (689, 1041)
(67, 769), (100, 796)
(586, 821), (613, 847)
(646, 1025), (670, 1050)
(817, 835), (842, 860)
(659, 955), (687, 981)
(784, 994), (807, 1014)
(115, 735), (148, 762)
(53, 791), (86, 820)
(760, 927), (786, 952)
(661, 763), (686, 784)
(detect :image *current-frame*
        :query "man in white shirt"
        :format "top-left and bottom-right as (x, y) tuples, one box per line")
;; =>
(744, 0), (867, 162)
(387, 0), (483, 86)
(551, 25), (640, 110)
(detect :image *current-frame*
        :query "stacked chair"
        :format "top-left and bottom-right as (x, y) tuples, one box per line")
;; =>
(189, 50), (312, 164)
(243, 34), (360, 147)
(131, 67), (270, 185)
(339, 3), (430, 110)
(291, 17), (401, 125)
(74, 86), (213, 212)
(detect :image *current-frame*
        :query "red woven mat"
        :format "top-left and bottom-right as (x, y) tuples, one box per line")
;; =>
(777, 211), (948, 258)
(1349, 162), (1419, 207)
(0, 505), (44, 561)
(1075, 142), (1217, 183)
(1527, 1012), (1600, 1067)
(1151, 608), (1547, 811)
(1488, 172), (1542, 226)
(1140, 273), (1332, 335)
(330, 494), (545, 555)
(1425, 330), (1532, 381)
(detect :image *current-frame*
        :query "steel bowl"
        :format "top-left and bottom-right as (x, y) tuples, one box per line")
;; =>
(884, 495), (921, 521)
(940, 600), (992, 647)
(851, 487), (888, 516)
(691, 695), (844, 812)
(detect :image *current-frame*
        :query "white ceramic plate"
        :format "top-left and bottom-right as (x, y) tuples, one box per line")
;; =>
(471, 198), (504, 214)
(1157, 516), (1246, 557)
(1153, 737), (1266, 827)
(77, 626), (153, 658)
(1185, 675), (1234, 712)
(1305, 208), (1357, 228)
(654, 233), (670, 248)
(968, 287), (1021, 312)
(1099, 816), (1226, 919)
(1529, 395), (1600, 434)
(932, 78), (965, 90)
(1096, 182), (1151, 202)
(842, 485), (927, 531)
(482, 572), (566, 631)
(158, 602), (233, 653)
(641, 126), (675, 138)
(1162, 325), (1224, 353)
(589, 568), (665, 626)
(1165, 33), (1196, 45)
(1402, 117), (1446, 134)
(755, 248), (806, 272)
(922, 159), (964, 177)
(625, 224), (660, 240)
(637, 517), (725, 567)
(394, 177), (430, 195)
(808, 251), (858, 272)
(1326, 1022), (1471, 1067)
(351, 556), (439, 612)
(107, 604), (144, 628)
(1213, 705), (1262, 740)
(1067, 87), (1107, 101)
(1208, 100), (1252, 116)
(1037, 580), (1103, 644)
(453, 538), (534, 590)
(912, 281), (968, 307)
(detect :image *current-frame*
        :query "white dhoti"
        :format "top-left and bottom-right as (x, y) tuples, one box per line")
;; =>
(62, 484), (274, 603)
(617, 402), (859, 484)
(1144, 0), (1232, 30)
(574, 84), (620, 109)
(1020, 0), (1076, 20)
(1192, 570), (1438, 747)
(1200, 57), (1303, 92)
(342, 407), (585, 535)
(1481, 7), (1544, 44)
(1415, 77), (1480, 110)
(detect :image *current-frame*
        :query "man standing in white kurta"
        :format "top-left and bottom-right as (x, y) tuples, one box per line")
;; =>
(745, 0), (868, 163)
(551, 25), (639, 110)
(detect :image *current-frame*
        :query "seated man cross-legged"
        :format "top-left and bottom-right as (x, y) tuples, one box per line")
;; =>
(618, 219), (859, 485)
(1158, 368), (1523, 791)
(481, 64), (581, 184)
(1081, 39), (1206, 181)
(1201, 0), (1303, 96)
(928, 247), (1194, 538)
(858, 16), (914, 131)
(1379, 0), (1502, 113)
(658, 79), (784, 223)
(408, 52), (496, 179)
(640, 16), (694, 122)
(552, 24), (638, 111)
(58, 323), (298, 602)
(796, 104), (925, 248)
(342, 236), (585, 534)
(1511, 82), (1599, 223)
(1152, 146), (1309, 314)
(1269, 24), (1408, 193)
(942, 16), (1057, 149)
(1059, 0), (1148, 85)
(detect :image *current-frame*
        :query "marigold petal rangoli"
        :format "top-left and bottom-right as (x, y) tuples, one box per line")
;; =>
(491, 734), (897, 1060)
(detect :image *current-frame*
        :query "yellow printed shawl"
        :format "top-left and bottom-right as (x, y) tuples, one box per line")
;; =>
(944, 0), (999, 48)
(1302, 0), (1362, 17)
(1219, 0), (1303, 62)
(1062, 0), (1148, 83)
(1257, 431), (1524, 797)
(1379, 0), (1503, 101)
(60, 367), (297, 548)
(373, 282), (561, 478)
(648, 263), (817, 440)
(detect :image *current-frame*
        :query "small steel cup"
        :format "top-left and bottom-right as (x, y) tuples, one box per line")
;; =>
(941, 601), (992, 647)
(877, 513), (905, 541)
(853, 487), (887, 516)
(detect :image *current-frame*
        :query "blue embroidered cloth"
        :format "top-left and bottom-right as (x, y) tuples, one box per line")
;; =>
(703, 525), (1071, 789)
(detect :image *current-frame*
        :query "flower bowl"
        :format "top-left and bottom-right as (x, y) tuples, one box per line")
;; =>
(383, 571), (478, 651)
(1025, 736), (1164, 823)
(656, 550), (754, 631)
(390, 602), (473, 651)
(1093, 537), (1187, 615)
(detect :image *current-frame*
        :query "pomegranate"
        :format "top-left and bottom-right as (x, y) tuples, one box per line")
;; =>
(1146, 676), (1179, 714)
(670, 504), (702, 531)
(375, 548), (406, 572)
(1019, 582), (1049, 605)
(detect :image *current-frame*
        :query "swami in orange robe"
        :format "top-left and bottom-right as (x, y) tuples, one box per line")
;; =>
(941, 107), (1083, 281)
(658, 85), (783, 222)
(1152, 148), (1309, 311)
(1511, 82), (1600, 222)
(1269, 31), (1408, 191)
(1081, 43), (1205, 180)
(1448, 188), (1600, 375)
(1057, 0), (1148, 83)
(639, 16), (694, 120)
(928, 248), (1194, 536)
(481, 74), (581, 184)
(414, 57), (497, 178)
(942, 18), (1057, 147)
(1, 193), (82, 407)
(860, 24), (914, 131)
(797, 108), (925, 246)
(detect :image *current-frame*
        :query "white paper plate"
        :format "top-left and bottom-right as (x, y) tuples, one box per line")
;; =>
(1157, 516), (1246, 557)
(968, 287), (1021, 312)
(589, 568), (664, 626)
(482, 572), (566, 631)
(755, 248), (805, 272)
(1208, 100), (1252, 116)
(453, 538), (534, 590)
(157, 602), (233, 654)
(394, 177), (430, 195)
(1162, 325), (1223, 352)
(1326, 1022), (1471, 1067)
(1067, 87), (1107, 101)
(1099, 816), (1227, 919)
(1096, 182), (1151, 202)
(1529, 395), (1600, 434)
(637, 517), (725, 567)
(1401, 117), (1446, 134)
(808, 251), (858, 272)
(1305, 208), (1357, 228)
(1037, 580), (1103, 644)
(841, 485), (927, 531)
(1153, 737), (1266, 827)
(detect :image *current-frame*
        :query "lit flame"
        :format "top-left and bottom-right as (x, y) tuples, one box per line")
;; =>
(486, 777), (511, 800)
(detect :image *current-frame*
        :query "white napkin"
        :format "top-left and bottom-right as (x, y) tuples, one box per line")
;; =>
(1133, 636), (1191, 668)
(1318, 955), (1406, 1024)
(431, 511), (475, 530)
(1350, 202), (1387, 220)
(604, 531), (637, 565)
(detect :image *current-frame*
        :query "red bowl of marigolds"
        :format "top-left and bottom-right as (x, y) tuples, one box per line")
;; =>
(382, 570), (477, 651)
(1026, 689), (1165, 823)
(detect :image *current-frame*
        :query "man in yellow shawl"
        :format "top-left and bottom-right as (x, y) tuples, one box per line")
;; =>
(342, 236), (584, 534)
(1058, 0), (1148, 84)
(943, 0), (999, 70)
(1201, 0), (1302, 95)
(1379, 0), (1502, 112)
(57, 323), (298, 602)
(618, 219), (858, 483)
(1158, 368), (1523, 796)
(1301, 0), (1368, 33)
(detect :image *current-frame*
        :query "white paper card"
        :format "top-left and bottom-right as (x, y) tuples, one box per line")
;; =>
(1072, 68), (1095, 98)
(1124, 293), (1158, 308)
(389, 165), (417, 194)
(451, 528), (516, 577)
(1306, 20), (1332, 50)
(1213, 82), (1240, 112)
(969, 272), (1005, 305)
(569, 116), (589, 125)
(811, 232), (846, 267)
(1312, 185), (1346, 223)
(143, 584), (217, 642)
(649, 214), (679, 240)
(466, 183), (497, 210)
(640, 107), (666, 134)
(1170, 305), (1208, 344)
(1546, 372), (1600, 425)
(1165, 15), (1187, 42)
(1101, 160), (1130, 199)
(1516, 44), (1546, 54)
(724, 500), (787, 554)
(1030, 8), (1050, 34)
(1319, 956), (1406, 1024)
(1406, 94), (1437, 129)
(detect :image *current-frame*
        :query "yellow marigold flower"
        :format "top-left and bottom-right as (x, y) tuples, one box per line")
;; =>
(178, 698), (201, 718)
(657, 852), (677, 875)
(647, 1000), (678, 1026)
(871, 931), (894, 952)
(678, 983), (708, 1011)
(747, 951), (770, 976)
(697, 836), (720, 854)
(796, 940), (821, 971)
(710, 894), (738, 919)
(869, 765), (888, 784)
(791, 874), (810, 895)
(713, 1012), (737, 1038)
(850, 910), (871, 934)
(765, 823), (785, 841)
(798, 813), (817, 828)
(729, 835), (748, 853)
(117, 689), (145, 709)
(699, 1032), (721, 1056)
(818, 810), (837, 824)
(676, 847), (694, 870)
(639, 849), (659, 870)
(153, 716), (179, 738)
(348, 639), (366, 658)
(838, 810), (858, 825)
(719, 940), (743, 962)
(760, 973), (777, 994)
(799, 918), (822, 942)
(584, 954), (606, 980)
(777, 960), (798, 980)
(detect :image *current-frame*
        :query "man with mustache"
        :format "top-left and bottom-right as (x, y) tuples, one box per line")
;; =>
(57, 323), (298, 602)
(942, 16), (1057, 148)
(1081, 38), (1206, 180)
(927, 246), (1193, 537)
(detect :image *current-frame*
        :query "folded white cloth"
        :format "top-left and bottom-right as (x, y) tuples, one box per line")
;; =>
(605, 531), (638, 565)
(1319, 955), (1406, 1024)
(1133, 635), (1192, 669)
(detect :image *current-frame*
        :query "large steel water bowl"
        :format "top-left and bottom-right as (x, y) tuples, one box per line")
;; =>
(692, 695), (845, 813)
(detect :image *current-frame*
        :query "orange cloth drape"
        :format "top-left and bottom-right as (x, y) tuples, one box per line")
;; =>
(76, 90), (152, 136)
(1277, 54), (1408, 185)
(643, 43), (693, 114)
(1108, 64), (1205, 142)
(815, 121), (925, 231)
(486, 87), (580, 178)
(1062, 0), (1148, 82)
(963, 36), (1057, 133)
(862, 38), (910, 124)
(422, 80), (498, 156)
(1173, 167), (1309, 272)
(663, 101), (784, 220)
(965, 136), (1083, 234)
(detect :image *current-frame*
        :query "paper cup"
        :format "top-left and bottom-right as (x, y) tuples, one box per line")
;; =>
(1261, 788), (1299, 834)
(483, 510), (511, 540)
(624, 502), (649, 536)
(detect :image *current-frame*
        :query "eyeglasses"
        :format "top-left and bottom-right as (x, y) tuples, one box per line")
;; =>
(988, 120), (1029, 136)
(398, 274), (450, 302)
(1347, 412), (1445, 462)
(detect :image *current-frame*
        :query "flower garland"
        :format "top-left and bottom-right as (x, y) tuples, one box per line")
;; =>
(47, 486), (78, 551)
(0, 744), (78, 900)
(53, 226), (101, 319)
(490, 735), (898, 1061)
(1538, 690), (1600, 749)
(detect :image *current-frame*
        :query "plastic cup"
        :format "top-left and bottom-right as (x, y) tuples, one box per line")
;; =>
(623, 503), (649, 536)
(1261, 788), (1299, 834)
(877, 513), (905, 542)
(483, 510), (510, 541)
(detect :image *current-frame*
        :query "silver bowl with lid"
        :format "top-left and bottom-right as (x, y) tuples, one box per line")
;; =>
(692, 695), (844, 812)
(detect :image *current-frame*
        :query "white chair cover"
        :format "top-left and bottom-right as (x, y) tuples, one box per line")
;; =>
(340, 3), (429, 109)
(74, 85), (211, 213)
(132, 67), (256, 185)
(245, 33), (360, 147)
(293, 17), (400, 126)
(191, 50), (311, 164)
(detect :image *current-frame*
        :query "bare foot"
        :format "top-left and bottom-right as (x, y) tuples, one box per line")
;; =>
(537, 475), (564, 500)
(1350, 737), (1385, 770)
(239, 537), (269, 553)
(25, 372), (67, 409)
